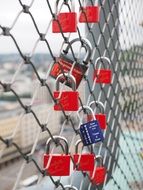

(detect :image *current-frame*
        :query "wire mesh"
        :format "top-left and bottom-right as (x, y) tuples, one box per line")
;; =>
(0, 0), (143, 190)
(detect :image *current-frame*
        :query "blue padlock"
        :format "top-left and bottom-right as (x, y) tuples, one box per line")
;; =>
(78, 106), (104, 146)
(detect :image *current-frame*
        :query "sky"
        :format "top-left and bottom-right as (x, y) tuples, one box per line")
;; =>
(0, 0), (143, 53)
(0, 0), (84, 54)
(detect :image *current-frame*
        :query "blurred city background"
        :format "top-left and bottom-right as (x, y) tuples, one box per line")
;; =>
(0, 0), (143, 190)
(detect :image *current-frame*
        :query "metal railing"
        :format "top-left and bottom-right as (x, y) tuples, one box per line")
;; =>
(0, 0), (143, 190)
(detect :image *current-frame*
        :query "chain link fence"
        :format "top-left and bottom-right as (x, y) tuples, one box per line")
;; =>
(0, 0), (143, 190)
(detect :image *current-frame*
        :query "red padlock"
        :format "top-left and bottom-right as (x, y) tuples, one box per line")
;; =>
(93, 57), (112, 84)
(43, 136), (70, 176)
(54, 73), (79, 111)
(50, 38), (92, 89)
(52, 0), (77, 33)
(73, 139), (95, 171)
(87, 101), (107, 130)
(90, 155), (106, 185)
(79, 6), (100, 23)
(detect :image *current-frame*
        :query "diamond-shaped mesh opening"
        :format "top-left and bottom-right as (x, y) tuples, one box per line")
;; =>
(0, 0), (143, 190)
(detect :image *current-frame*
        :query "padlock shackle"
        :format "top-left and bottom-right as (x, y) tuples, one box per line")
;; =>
(77, 105), (96, 122)
(55, 0), (75, 14)
(64, 185), (78, 190)
(63, 38), (92, 65)
(55, 73), (76, 91)
(96, 155), (103, 166)
(95, 56), (111, 69)
(89, 101), (105, 114)
(75, 139), (93, 154)
(46, 136), (69, 155)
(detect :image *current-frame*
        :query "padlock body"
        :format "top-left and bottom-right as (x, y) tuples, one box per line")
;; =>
(44, 154), (70, 176)
(54, 91), (79, 111)
(50, 55), (88, 89)
(80, 120), (104, 146)
(87, 114), (106, 130)
(73, 154), (94, 171)
(93, 69), (112, 84)
(90, 167), (106, 185)
(52, 12), (77, 33)
(79, 6), (100, 23)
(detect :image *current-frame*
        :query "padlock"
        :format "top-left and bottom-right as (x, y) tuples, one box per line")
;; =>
(50, 38), (92, 89)
(43, 136), (70, 176)
(87, 101), (107, 130)
(52, 0), (77, 33)
(73, 139), (95, 171)
(54, 73), (79, 111)
(90, 155), (106, 185)
(78, 106), (104, 146)
(93, 57), (112, 84)
(79, 0), (100, 23)
(64, 185), (78, 190)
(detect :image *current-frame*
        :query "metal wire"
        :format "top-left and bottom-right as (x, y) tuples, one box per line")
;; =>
(0, 0), (143, 190)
